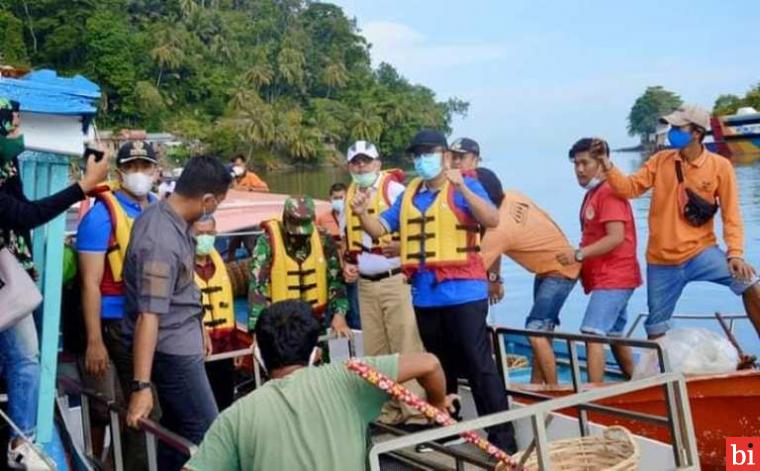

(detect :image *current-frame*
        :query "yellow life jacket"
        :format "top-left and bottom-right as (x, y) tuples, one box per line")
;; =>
(195, 249), (235, 332)
(399, 177), (484, 280)
(344, 171), (400, 255)
(262, 219), (328, 314)
(93, 183), (133, 284)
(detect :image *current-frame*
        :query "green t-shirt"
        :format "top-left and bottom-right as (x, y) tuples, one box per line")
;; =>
(185, 355), (399, 471)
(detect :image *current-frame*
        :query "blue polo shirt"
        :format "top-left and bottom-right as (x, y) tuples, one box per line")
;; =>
(380, 177), (491, 307)
(76, 191), (156, 319)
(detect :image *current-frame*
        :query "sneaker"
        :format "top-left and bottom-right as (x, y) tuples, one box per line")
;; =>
(414, 435), (467, 453)
(7, 441), (53, 470)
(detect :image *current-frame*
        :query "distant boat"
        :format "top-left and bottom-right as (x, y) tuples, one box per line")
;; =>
(708, 107), (760, 160)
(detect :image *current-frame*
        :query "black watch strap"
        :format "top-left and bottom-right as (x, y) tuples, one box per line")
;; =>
(130, 380), (152, 393)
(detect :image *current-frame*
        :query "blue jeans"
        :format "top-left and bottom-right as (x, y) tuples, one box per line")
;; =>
(0, 315), (40, 437)
(152, 352), (218, 471)
(646, 245), (760, 336)
(345, 282), (362, 329)
(581, 289), (634, 336)
(525, 276), (577, 331)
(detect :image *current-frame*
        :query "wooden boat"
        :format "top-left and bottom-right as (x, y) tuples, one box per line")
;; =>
(512, 368), (760, 470)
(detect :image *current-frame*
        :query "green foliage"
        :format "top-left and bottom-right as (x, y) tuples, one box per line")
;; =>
(627, 86), (682, 139)
(713, 94), (744, 117)
(0, 10), (28, 65)
(4, 0), (466, 165)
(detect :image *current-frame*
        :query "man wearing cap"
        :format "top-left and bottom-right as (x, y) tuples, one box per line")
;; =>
(594, 105), (760, 338)
(352, 130), (517, 453)
(77, 141), (160, 468)
(342, 140), (427, 426)
(450, 137), (507, 305)
(248, 196), (351, 337)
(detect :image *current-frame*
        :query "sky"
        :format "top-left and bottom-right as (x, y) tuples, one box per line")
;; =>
(331, 0), (760, 159)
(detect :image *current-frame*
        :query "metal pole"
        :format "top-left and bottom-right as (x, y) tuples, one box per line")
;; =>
(146, 431), (159, 471)
(81, 394), (93, 457)
(110, 410), (124, 471)
(567, 341), (589, 436)
(674, 374), (700, 467)
(530, 413), (551, 470)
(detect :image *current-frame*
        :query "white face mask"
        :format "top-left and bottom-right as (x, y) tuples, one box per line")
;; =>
(121, 171), (154, 197)
(233, 165), (245, 177)
(581, 167), (604, 191)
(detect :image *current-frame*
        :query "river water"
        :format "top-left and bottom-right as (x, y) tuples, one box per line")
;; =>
(258, 153), (760, 352)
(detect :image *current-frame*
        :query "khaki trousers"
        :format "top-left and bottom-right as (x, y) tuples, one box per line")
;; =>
(358, 273), (426, 424)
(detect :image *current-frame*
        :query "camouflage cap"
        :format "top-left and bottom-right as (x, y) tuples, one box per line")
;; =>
(283, 195), (315, 235)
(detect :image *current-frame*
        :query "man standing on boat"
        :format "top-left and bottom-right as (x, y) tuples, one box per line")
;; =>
(247, 195), (352, 337)
(352, 130), (517, 453)
(185, 300), (451, 471)
(192, 216), (236, 411)
(341, 140), (427, 427)
(123, 156), (232, 471)
(557, 138), (640, 382)
(479, 189), (579, 384)
(594, 105), (760, 338)
(230, 154), (269, 192)
(449, 137), (506, 305)
(77, 141), (160, 469)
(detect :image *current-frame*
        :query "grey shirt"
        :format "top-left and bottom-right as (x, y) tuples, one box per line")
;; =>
(122, 199), (204, 356)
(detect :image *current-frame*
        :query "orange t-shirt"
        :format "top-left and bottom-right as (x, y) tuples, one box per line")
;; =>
(481, 190), (580, 279)
(233, 171), (269, 191)
(606, 148), (743, 265)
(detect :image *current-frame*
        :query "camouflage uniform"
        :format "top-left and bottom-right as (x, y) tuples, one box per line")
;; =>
(248, 196), (348, 330)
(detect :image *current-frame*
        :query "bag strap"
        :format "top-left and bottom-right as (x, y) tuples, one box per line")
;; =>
(674, 160), (684, 184)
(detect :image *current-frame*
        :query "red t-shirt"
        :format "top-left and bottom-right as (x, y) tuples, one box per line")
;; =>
(580, 182), (642, 293)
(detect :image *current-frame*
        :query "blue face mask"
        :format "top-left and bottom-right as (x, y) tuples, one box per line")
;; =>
(331, 199), (344, 213)
(414, 153), (443, 180)
(668, 127), (692, 150)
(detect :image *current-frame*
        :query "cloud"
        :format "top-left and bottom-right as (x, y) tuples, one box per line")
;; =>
(360, 20), (507, 73)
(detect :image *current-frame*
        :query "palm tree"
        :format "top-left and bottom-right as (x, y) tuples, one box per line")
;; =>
(322, 59), (347, 98)
(150, 27), (186, 88)
(276, 46), (306, 92)
(244, 62), (274, 91)
(350, 111), (384, 143)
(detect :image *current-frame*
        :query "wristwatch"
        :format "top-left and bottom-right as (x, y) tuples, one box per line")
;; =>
(574, 249), (585, 263)
(130, 380), (152, 394)
(487, 272), (502, 283)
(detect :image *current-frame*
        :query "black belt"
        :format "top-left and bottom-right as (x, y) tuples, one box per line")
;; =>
(359, 268), (402, 282)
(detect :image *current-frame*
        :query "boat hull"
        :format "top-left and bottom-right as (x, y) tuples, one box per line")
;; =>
(513, 369), (760, 470)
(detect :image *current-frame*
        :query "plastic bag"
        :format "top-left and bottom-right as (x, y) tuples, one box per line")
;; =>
(633, 328), (739, 378)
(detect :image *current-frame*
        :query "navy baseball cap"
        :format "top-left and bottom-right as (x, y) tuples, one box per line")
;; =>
(450, 137), (480, 156)
(405, 129), (448, 154)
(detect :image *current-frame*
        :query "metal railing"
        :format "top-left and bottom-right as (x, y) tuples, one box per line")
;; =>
(488, 327), (700, 468)
(625, 311), (748, 338)
(368, 372), (700, 471)
(57, 376), (197, 471)
(0, 407), (56, 469)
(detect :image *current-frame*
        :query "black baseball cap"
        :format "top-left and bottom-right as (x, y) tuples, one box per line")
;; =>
(116, 141), (158, 166)
(405, 129), (448, 154)
(450, 137), (480, 156)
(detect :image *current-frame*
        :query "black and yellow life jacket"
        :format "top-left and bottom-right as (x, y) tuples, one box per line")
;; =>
(344, 170), (403, 255)
(261, 219), (328, 314)
(399, 176), (485, 281)
(195, 249), (235, 332)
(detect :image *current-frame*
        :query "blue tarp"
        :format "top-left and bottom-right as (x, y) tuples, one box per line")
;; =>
(0, 69), (100, 115)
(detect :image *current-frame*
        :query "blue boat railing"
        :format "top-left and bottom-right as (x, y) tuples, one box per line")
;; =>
(488, 326), (699, 467)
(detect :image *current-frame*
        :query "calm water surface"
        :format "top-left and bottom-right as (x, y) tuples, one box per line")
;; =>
(259, 153), (760, 353)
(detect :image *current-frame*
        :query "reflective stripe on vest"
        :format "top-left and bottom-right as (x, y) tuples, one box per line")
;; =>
(399, 177), (482, 277)
(194, 249), (235, 332)
(345, 172), (400, 254)
(263, 219), (328, 311)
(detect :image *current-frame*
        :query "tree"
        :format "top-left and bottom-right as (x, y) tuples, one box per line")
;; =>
(627, 86), (682, 140)
(0, 11), (29, 65)
(713, 94), (743, 117)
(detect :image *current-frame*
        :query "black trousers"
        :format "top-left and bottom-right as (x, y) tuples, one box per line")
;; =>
(415, 299), (517, 453)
